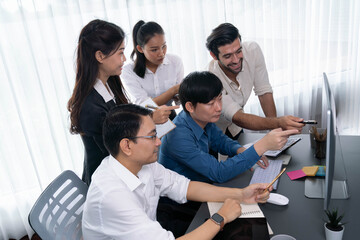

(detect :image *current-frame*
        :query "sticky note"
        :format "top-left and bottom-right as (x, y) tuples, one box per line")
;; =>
(287, 169), (307, 180)
(315, 165), (326, 176)
(302, 166), (319, 176)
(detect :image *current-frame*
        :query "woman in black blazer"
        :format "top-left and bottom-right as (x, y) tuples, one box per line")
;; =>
(68, 19), (175, 185)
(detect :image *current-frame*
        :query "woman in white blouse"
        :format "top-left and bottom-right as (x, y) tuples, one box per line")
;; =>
(122, 20), (184, 119)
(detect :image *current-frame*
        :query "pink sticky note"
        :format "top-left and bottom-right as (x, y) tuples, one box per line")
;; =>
(287, 169), (307, 180)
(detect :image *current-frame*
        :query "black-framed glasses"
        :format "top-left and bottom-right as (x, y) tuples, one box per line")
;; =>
(127, 134), (158, 141)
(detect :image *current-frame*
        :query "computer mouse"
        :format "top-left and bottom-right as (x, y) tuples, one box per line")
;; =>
(267, 193), (289, 206)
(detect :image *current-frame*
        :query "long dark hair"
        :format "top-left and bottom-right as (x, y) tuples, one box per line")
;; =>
(67, 19), (128, 134)
(130, 20), (164, 78)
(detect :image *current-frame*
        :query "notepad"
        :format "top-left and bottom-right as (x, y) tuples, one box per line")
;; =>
(208, 202), (264, 218)
(302, 166), (319, 176)
(207, 202), (273, 234)
(315, 165), (326, 176)
(287, 169), (307, 180)
(140, 98), (176, 138)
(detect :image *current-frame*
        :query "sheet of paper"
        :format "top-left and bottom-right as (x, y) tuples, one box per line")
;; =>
(140, 98), (176, 138)
(207, 202), (273, 234)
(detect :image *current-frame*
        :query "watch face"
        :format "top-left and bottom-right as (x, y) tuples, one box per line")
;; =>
(212, 213), (224, 223)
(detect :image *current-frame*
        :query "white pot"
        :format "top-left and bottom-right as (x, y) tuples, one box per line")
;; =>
(324, 223), (344, 240)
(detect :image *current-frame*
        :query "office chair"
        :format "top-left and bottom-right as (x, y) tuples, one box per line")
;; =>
(28, 170), (88, 240)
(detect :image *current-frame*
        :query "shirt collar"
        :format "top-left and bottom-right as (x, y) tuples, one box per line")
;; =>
(214, 60), (244, 90)
(180, 111), (208, 141)
(145, 55), (170, 74)
(94, 79), (115, 103)
(108, 155), (142, 192)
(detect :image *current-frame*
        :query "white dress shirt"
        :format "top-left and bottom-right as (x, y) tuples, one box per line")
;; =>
(207, 41), (273, 136)
(82, 155), (190, 240)
(121, 54), (184, 105)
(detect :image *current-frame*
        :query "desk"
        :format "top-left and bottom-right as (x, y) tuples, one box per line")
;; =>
(186, 133), (360, 239)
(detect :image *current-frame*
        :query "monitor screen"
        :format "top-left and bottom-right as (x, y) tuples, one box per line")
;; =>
(304, 73), (350, 210)
(323, 73), (336, 210)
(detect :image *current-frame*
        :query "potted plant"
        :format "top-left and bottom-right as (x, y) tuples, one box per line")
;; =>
(324, 208), (345, 240)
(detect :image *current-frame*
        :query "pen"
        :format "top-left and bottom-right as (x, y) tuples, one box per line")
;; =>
(300, 120), (318, 124)
(264, 168), (286, 192)
(145, 104), (159, 110)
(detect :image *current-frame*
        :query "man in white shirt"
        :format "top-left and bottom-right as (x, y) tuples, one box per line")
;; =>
(206, 23), (304, 139)
(82, 104), (271, 240)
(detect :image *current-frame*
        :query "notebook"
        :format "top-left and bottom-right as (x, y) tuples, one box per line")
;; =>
(208, 202), (264, 218)
(140, 98), (176, 138)
(207, 202), (273, 235)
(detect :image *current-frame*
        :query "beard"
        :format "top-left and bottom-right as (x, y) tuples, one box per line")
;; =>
(219, 58), (243, 74)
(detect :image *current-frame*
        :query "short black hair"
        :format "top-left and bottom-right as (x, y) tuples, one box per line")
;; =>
(179, 71), (223, 113)
(206, 23), (242, 59)
(103, 104), (152, 156)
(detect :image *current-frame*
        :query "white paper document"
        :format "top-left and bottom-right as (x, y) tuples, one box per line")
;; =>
(140, 98), (176, 138)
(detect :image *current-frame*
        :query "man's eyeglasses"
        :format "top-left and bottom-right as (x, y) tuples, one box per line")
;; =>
(128, 134), (158, 141)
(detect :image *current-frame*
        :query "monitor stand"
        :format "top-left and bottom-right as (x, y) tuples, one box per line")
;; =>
(304, 178), (350, 199)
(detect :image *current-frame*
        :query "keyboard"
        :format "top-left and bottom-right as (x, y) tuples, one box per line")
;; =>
(249, 160), (283, 190)
(264, 137), (301, 157)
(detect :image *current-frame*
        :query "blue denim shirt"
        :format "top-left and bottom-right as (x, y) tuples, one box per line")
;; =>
(159, 111), (260, 183)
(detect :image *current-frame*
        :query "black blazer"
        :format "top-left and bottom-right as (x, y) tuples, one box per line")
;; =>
(79, 88), (116, 185)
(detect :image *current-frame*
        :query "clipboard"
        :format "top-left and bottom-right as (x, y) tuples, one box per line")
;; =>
(140, 98), (176, 138)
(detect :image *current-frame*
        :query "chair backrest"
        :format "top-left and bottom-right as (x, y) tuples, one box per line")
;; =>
(28, 170), (88, 240)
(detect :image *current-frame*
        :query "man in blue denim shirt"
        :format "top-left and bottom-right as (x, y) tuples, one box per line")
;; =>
(159, 71), (298, 183)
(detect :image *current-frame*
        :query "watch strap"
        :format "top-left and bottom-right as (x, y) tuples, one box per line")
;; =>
(210, 213), (225, 230)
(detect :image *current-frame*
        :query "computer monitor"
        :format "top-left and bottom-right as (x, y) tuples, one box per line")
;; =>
(304, 73), (350, 210)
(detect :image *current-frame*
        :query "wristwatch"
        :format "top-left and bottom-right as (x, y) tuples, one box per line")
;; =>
(210, 213), (225, 230)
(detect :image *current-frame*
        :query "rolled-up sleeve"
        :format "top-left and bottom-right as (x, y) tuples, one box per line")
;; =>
(222, 92), (242, 122)
(250, 42), (273, 96)
(153, 162), (190, 203)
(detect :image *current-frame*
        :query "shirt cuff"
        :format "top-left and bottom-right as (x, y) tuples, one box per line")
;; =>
(181, 178), (191, 204)
(242, 145), (261, 167)
(230, 143), (242, 155)
(254, 86), (273, 96)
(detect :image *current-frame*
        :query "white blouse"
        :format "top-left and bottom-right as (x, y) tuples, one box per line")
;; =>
(121, 53), (184, 105)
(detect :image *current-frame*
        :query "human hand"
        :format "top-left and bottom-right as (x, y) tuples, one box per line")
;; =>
(217, 198), (242, 224)
(256, 155), (269, 169)
(152, 105), (179, 124)
(172, 84), (180, 95)
(278, 115), (304, 132)
(240, 183), (272, 204)
(257, 128), (299, 153)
